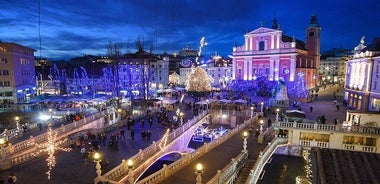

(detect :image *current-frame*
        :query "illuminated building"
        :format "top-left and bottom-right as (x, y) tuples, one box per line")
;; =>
(0, 42), (36, 111)
(231, 15), (320, 89)
(344, 37), (380, 111)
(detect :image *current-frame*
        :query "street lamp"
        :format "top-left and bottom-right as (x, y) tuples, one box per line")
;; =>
(206, 99), (209, 110)
(242, 131), (249, 152)
(195, 163), (203, 184)
(250, 106), (254, 117)
(92, 152), (102, 177)
(258, 119), (264, 144)
(276, 108), (280, 122)
(127, 159), (134, 184)
(260, 101), (264, 113)
(49, 108), (53, 119)
(14, 116), (20, 130)
(180, 112), (184, 125)
(118, 108), (122, 120)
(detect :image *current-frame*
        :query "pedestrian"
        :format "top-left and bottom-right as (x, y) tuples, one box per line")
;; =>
(334, 118), (338, 125)
(120, 128), (125, 140)
(148, 116), (153, 128)
(146, 130), (151, 141)
(309, 106), (313, 113)
(336, 104), (340, 111)
(130, 129), (135, 140)
(7, 173), (17, 184)
(141, 119), (145, 128)
(38, 122), (42, 131)
(141, 130), (146, 141)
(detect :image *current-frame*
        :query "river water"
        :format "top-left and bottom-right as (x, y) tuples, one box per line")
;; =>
(257, 154), (306, 184)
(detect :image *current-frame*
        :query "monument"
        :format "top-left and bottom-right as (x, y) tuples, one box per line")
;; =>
(269, 78), (290, 107)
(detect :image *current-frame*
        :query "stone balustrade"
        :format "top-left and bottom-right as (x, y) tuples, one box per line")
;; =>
(342, 144), (377, 153)
(300, 140), (329, 148)
(135, 118), (252, 184)
(275, 122), (380, 135)
(207, 152), (248, 184)
(101, 111), (209, 182)
(244, 137), (288, 184)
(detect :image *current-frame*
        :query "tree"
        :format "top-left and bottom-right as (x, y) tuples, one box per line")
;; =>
(186, 66), (212, 97)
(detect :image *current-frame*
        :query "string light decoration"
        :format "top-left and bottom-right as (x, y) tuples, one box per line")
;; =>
(33, 125), (72, 179)
(159, 129), (170, 151)
(185, 66), (212, 97)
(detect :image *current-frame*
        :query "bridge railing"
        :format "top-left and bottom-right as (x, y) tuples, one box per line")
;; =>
(101, 110), (209, 182)
(244, 137), (288, 184)
(4, 107), (114, 157)
(275, 121), (380, 135)
(207, 151), (248, 184)
(136, 117), (253, 184)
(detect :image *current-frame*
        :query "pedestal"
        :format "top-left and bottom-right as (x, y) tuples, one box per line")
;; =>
(0, 158), (12, 170)
(257, 134), (264, 144)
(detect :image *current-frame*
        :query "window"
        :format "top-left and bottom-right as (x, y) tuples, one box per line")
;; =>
(2, 70), (9, 75)
(0, 81), (2, 86)
(309, 32), (314, 37)
(0, 58), (7, 63)
(259, 41), (265, 51)
(4, 81), (10, 86)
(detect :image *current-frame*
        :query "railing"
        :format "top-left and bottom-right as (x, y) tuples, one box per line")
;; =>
(102, 111), (209, 182)
(275, 122), (380, 135)
(244, 137), (288, 184)
(207, 151), (248, 184)
(342, 144), (377, 153)
(135, 117), (253, 184)
(3, 107), (115, 166)
(299, 140), (329, 148)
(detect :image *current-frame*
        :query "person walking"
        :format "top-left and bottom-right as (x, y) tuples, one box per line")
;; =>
(309, 106), (313, 113)
(130, 129), (135, 140)
(7, 173), (17, 184)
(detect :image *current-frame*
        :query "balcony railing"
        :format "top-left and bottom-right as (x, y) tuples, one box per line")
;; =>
(342, 144), (377, 153)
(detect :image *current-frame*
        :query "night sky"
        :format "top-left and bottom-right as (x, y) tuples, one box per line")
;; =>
(1, 0), (379, 60)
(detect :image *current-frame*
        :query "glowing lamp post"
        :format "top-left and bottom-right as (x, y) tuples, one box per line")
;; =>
(93, 152), (102, 177)
(242, 131), (249, 152)
(250, 106), (254, 117)
(206, 99), (209, 110)
(118, 108), (122, 120)
(0, 138), (11, 170)
(276, 108), (280, 122)
(258, 119), (264, 144)
(14, 116), (20, 131)
(127, 159), (134, 184)
(49, 108), (53, 119)
(195, 163), (203, 184)
(180, 112), (184, 125)
(260, 102), (264, 113)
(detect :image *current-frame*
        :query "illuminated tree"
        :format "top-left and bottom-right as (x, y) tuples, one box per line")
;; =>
(186, 66), (212, 97)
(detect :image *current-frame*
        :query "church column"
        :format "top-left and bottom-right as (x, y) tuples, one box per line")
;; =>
(270, 59), (274, 81)
(250, 37), (253, 50)
(290, 58), (296, 81)
(248, 58), (252, 80)
(271, 34), (274, 49)
(232, 58), (236, 80)
(276, 34), (280, 49)
(244, 59), (248, 80)
(275, 59), (279, 81)
(245, 37), (248, 51)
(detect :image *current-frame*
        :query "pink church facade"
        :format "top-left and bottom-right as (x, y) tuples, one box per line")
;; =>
(231, 16), (320, 90)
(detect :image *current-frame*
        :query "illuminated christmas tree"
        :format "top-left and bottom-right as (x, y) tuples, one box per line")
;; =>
(186, 66), (212, 97)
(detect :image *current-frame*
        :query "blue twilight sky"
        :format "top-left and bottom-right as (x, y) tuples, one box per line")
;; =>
(0, 0), (379, 60)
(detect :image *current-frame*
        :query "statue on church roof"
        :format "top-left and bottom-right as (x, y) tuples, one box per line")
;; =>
(354, 36), (366, 52)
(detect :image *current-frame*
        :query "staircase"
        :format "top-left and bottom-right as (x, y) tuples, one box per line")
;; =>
(235, 159), (256, 184)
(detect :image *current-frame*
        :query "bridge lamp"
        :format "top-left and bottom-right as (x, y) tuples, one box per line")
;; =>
(276, 108), (280, 122)
(259, 119), (264, 134)
(195, 163), (203, 184)
(14, 116), (20, 131)
(92, 151), (102, 177)
(260, 102), (264, 113)
(127, 159), (134, 184)
(180, 112), (184, 125)
(250, 106), (254, 117)
(49, 108), (53, 118)
(242, 131), (249, 152)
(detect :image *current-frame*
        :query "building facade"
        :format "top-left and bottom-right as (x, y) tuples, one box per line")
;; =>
(231, 15), (320, 89)
(344, 37), (380, 111)
(0, 42), (36, 110)
(319, 48), (351, 86)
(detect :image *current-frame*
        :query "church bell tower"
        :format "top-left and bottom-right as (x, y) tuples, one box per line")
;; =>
(306, 14), (321, 69)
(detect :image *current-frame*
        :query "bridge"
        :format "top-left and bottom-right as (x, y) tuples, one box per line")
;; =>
(0, 106), (120, 170)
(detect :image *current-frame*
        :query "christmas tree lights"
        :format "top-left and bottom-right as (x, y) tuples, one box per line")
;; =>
(185, 66), (212, 97)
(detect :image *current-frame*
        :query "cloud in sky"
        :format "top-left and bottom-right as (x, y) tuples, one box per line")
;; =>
(0, 0), (379, 60)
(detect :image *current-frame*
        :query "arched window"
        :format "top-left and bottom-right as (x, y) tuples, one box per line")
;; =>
(259, 41), (265, 50)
